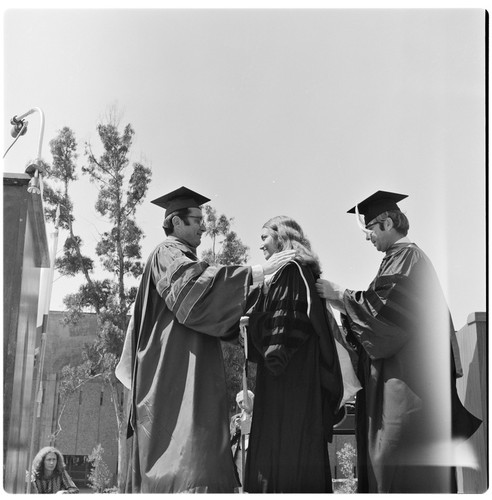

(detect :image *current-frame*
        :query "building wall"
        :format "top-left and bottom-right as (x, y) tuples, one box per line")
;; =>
(55, 380), (119, 484)
(37, 311), (120, 488)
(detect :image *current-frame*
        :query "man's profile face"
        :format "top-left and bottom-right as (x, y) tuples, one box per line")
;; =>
(174, 208), (205, 248)
(365, 218), (392, 253)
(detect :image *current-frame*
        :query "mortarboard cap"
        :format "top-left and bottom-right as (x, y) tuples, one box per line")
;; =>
(348, 190), (408, 226)
(151, 186), (210, 217)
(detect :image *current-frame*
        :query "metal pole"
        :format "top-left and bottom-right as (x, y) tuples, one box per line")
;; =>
(239, 317), (251, 490)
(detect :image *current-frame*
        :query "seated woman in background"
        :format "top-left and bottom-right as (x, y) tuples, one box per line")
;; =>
(31, 446), (79, 494)
(242, 215), (344, 493)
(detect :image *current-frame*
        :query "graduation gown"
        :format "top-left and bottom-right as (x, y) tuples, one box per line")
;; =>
(244, 261), (343, 493)
(341, 242), (481, 493)
(120, 236), (254, 493)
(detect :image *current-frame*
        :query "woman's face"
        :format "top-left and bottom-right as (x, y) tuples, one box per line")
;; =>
(260, 227), (278, 260)
(44, 452), (57, 473)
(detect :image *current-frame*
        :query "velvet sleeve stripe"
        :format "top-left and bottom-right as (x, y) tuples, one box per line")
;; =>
(259, 311), (314, 347)
(370, 276), (421, 327)
(157, 260), (208, 308)
(362, 275), (405, 311)
(249, 262), (317, 374)
(377, 296), (411, 327)
(268, 297), (309, 310)
(261, 329), (313, 349)
(364, 275), (414, 312)
(292, 260), (312, 316)
(155, 256), (204, 295)
(377, 285), (419, 327)
(375, 274), (407, 288)
(175, 265), (221, 324)
(269, 312), (312, 332)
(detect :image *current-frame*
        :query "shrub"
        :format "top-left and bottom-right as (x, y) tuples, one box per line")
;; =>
(87, 444), (113, 493)
(335, 442), (357, 494)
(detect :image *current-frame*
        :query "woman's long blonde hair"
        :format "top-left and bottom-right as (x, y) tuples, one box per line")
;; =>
(263, 215), (321, 277)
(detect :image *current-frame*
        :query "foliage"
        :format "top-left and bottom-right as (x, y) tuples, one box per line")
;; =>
(44, 114), (151, 364)
(335, 442), (357, 494)
(87, 444), (113, 493)
(43, 127), (78, 230)
(221, 341), (256, 416)
(42, 111), (151, 491)
(102, 486), (119, 493)
(201, 205), (249, 266)
(199, 205), (253, 412)
(218, 230), (250, 266)
(51, 366), (99, 441)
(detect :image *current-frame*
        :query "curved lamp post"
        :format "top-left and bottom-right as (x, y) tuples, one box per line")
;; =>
(5, 107), (46, 194)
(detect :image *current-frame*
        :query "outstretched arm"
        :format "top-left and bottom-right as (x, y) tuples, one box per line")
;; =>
(315, 278), (346, 312)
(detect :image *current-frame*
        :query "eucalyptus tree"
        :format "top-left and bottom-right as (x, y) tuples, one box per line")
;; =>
(200, 205), (254, 413)
(43, 113), (151, 491)
(201, 204), (249, 265)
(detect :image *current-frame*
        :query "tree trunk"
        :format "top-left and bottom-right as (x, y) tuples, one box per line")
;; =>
(117, 419), (128, 492)
(109, 380), (128, 492)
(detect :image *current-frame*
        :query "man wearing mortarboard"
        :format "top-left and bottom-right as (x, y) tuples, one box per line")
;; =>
(315, 191), (480, 493)
(115, 186), (294, 493)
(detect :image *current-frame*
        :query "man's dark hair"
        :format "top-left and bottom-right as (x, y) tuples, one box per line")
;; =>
(163, 208), (191, 236)
(375, 210), (410, 236)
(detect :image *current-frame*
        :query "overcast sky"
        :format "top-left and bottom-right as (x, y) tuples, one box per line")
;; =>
(3, 5), (487, 329)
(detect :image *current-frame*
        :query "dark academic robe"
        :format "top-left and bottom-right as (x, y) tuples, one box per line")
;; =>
(244, 261), (343, 493)
(123, 236), (254, 493)
(341, 242), (481, 493)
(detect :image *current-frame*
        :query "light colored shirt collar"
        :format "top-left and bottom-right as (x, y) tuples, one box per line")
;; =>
(166, 235), (197, 255)
(395, 236), (412, 244)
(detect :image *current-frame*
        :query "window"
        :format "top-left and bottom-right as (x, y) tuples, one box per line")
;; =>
(63, 455), (90, 488)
